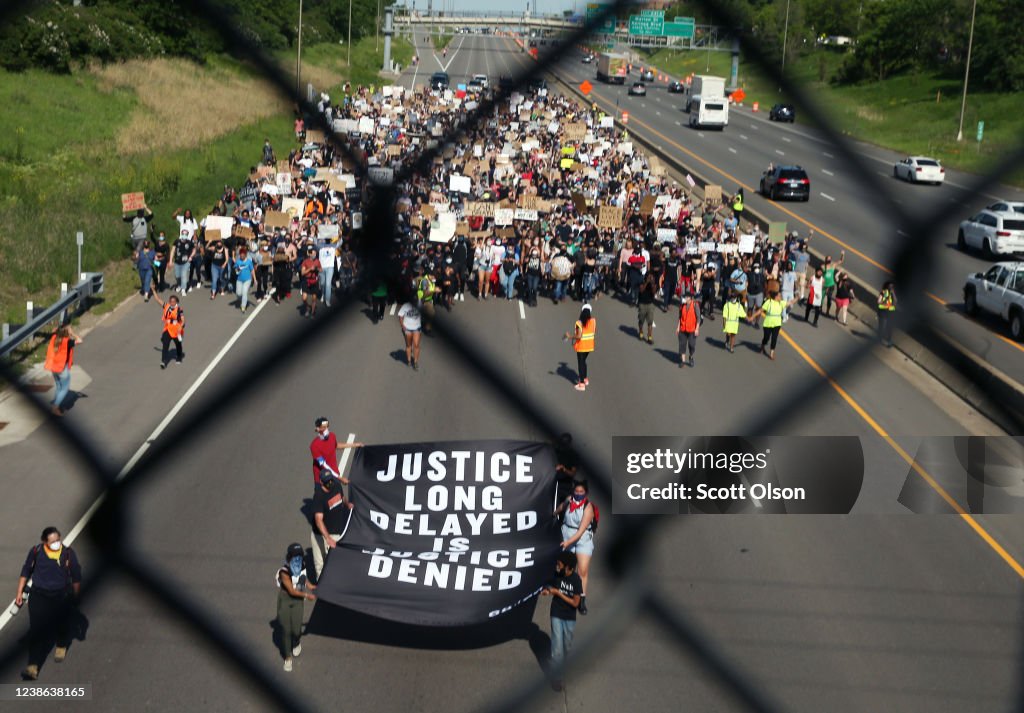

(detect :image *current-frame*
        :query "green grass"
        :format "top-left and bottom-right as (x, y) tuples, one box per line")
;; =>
(435, 34), (453, 52)
(346, 36), (414, 88)
(642, 47), (1024, 184)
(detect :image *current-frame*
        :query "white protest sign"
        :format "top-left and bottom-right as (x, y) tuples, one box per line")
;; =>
(686, 174), (696, 187)
(473, 144), (483, 158)
(738, 234), (756, 254)
(276, 172), (292, 196)
(494, 208), (514, 226)
(204, 215), (235, 239)
(513, 209), (538, 221)
(600, 116), (614, 129)
(357, 117), (375, 135)
(699, 241), (717, 253)
(617, 142), (634, 156)
(429, 213), (457, 243)
(334, 118), (358, 134)
(368, 166), (395, 186)
(657, 228), (678, 243)
(449, 174), (472, 193)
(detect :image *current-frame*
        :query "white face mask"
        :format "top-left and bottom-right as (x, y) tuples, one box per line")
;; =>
(318, 428), (330, 440)
(48, 541), (62, 551)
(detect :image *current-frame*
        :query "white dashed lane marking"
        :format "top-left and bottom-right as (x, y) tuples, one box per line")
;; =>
(728, 147), (737, 154)
(820, 192), (836, 202)
(822, 169), (834, 176)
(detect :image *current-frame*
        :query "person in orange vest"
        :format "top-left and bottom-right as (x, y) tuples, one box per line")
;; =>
(564, 304), (595, 392)
(676, 292), (702, 368)
(44, 324), (83, 416)
(153, 293), (185, 369)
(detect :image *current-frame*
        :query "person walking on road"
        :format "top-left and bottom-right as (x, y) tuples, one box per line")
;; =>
(134, 240), (156, 302)
(398, 299), (423, 370)
(877, 281), (897, 347)
(835, 272), (855, 326)
(123, 207), (153, 253)
(750, 289), (793, 361)
(14, 527), (82, 681)
(300, 246), (321, 318)
(554, 479), (595, 615)
(721, 291), (745, 354)
(171, 230), (196, 295)
(44, 324), (83, 416)
(565, 304), (595, 392)
(805, 268), (824, 326)
(676, 292), (701, 368)
(541, 551), (582, 693)
(233, 246), (255, 314)
(276, 543), (315, 672)
(821, 252), (845, 318)
(637, 273), (657, 344)
(310, 470), (352, 580)
(153, 292), (185, 369)
(309, 417), (363, 489)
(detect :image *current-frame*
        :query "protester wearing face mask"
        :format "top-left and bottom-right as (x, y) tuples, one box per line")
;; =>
(15, 527), (82, 680)
(276, 543), (316, 672)
(554, 480), (595, 616)
(308, 417), (363, 490)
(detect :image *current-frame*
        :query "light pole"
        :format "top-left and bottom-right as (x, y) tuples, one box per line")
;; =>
(376, 0), (382, 52)
(347, 0), (353, 70)
(296, 0), (303, 98)
(780, 0), (791, 76)
(956, 0), (978, 142)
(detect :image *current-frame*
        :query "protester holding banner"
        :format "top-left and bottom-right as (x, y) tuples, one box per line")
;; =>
(310, 470), (352, 580)
(555, 480), (594, 616)
(276, 542), (315, 672)
(543, 551), (582, 692)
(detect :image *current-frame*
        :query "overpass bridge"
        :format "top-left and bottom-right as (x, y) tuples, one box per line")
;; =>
(393, 10), (577, 34)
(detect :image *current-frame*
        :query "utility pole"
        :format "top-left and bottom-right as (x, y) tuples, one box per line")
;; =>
(296, 0), (303, 97)
(780, 0), (791, 76)
(956, 0), (978, 142)
(347, 0), (353, 69)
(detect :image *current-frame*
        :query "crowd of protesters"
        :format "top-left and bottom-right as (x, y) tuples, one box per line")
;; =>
(123, 73), (895, 379)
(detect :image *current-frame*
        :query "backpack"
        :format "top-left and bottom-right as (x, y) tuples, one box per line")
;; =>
(28, 544), (73, 586)
(562, 497), (599, 534)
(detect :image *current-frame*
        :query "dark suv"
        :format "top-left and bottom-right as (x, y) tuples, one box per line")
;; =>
(430, 72), (449, 90)
(760, 165), (810, 201)
(769, 103), (795, 122)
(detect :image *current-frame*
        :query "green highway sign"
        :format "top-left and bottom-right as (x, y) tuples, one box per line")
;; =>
(586, 3), (615, 34)
(664, 17), (695, 38)
(977, 120), (984, 142)
(628, 11), (664, 36)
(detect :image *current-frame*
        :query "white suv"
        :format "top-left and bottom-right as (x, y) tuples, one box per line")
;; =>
(957, 209), (1024, 259)
(471, 74), (489, 89)
(964, 262), (1024, 340)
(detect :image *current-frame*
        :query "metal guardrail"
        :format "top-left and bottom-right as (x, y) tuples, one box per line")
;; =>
(0, 273), (104, 359)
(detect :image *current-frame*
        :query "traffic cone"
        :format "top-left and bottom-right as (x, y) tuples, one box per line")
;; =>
(752, 102), (759, 112)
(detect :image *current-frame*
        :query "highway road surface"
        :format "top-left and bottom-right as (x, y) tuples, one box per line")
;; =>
(0, 32), (1022, 713)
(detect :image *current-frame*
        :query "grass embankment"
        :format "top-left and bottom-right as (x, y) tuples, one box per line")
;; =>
(641, 47), (1024, 185)
(0, 38), (411, 366)
(435, 34), (454, 52)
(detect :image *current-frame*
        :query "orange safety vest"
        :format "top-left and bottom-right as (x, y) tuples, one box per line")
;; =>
(574, 318), (596, 353)
(678, 302), (699, 333)
(162, 303), (184, 339)
(44, 335), (73, 373)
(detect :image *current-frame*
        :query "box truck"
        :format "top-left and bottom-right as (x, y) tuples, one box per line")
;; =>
(597, 53), (627, 84)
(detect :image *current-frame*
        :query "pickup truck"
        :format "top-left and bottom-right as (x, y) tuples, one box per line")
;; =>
(964, 261), (1024, 340)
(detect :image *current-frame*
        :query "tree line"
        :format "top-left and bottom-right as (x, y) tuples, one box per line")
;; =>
(0, 0), (383, 73)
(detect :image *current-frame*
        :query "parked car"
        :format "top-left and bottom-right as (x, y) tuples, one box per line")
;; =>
(582, 54), (593, 64)
(964, 262), (1024, 340)
(769, 103), (795, 122)
(430, 72), (449, 90)
(628, 82), (647, 96)
(640, 68), (655, 81)
(667, 81), (685, 93)
(893, 156), (945, 184)
(759, 165), (810, 201)
(958, 209), (1024, 258)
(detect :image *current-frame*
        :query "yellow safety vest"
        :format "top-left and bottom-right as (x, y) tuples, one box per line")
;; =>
(733, 195), (744, 212)
(417, 276), (435, 304)
(879, 290), (895, 311)
(762, 298), (784, 328)
(722, 301), (746, 334)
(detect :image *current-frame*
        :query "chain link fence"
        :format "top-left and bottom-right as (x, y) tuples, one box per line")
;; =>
(0, 0), (1021, 710)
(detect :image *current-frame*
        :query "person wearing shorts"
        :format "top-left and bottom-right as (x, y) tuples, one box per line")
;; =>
(398, 300), (422, 370)
(554, 479), (595, 616)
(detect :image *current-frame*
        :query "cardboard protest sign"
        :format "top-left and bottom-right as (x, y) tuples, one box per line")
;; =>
(420, 204), (436, 220)
(564, 122), (586, 140)
(465, 202), (495, 218)
(264, 211), (290, 229)
(455, 221), (470, 236)
(768, 222), (787, 242)
(204, 230), (222, 243)
(704, 185), (723, 205)
(571, 193), (589, 215)
(232, 225), (255, 241)
(513, 209), (538, 222)
(121, 192), (146, 213)
(639, 195), (657, 217)
(281, 197), (305, 218)
(204, 215), (235, 241)
(276, 172), (293, 196)
(387, 144), (403, 157)
(598, 206), (623, 228)
(648, 156), (667, 177)
(495, 227), (516, 239)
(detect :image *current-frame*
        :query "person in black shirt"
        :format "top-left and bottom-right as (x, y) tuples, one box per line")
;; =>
(543, 551), (582, 692)
(637, 272), (657, 343)
(310, 470), (352, 580)
(15, 527), (82, 680)
(663, 250), (680, 312)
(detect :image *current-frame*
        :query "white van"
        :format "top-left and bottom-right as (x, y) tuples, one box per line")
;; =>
(688, 97), (729, 130)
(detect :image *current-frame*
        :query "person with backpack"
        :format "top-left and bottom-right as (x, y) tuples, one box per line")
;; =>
(554, 479), (596, 616)
(276, 543), (316, 672)
(14, 527), (82, 681)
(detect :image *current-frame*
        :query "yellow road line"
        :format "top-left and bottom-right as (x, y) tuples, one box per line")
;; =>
(782, 330), (1024, 579)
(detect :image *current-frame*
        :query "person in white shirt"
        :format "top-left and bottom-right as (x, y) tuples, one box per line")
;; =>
(398, 301), (422, 371)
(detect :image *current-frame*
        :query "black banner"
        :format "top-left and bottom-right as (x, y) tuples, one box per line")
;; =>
(316, 440), (561, 626)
